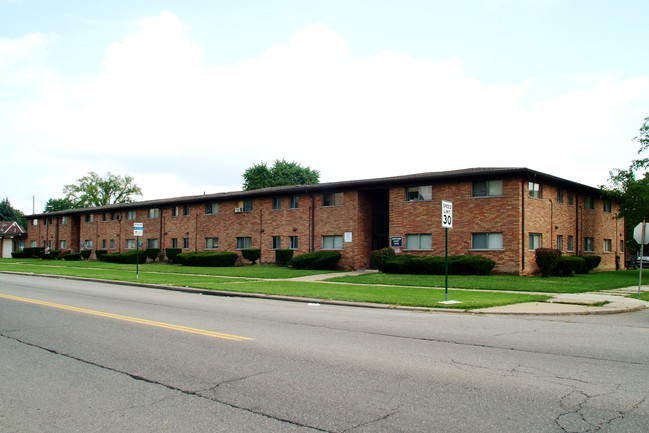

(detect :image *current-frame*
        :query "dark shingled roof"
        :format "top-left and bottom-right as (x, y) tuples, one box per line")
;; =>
(27, 167), (602, 218)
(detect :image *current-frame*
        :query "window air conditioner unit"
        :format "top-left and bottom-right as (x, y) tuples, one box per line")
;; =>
(235, 207), (243, 213)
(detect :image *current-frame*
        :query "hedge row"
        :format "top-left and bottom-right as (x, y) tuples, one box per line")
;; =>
(535, 248), (601, 277)
(380, 254), (495, 275)
(103, 250), (148, 264)
(175, 251), (238, 267)
(291, 251), (341, 270)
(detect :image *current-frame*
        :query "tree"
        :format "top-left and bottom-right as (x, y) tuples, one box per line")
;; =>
(603, 116), (649, 255)
(242, 159), (320, 191)
(0, 198), (27, 228)
(63, 172), (143, 207)
(44, 197), (79, 213)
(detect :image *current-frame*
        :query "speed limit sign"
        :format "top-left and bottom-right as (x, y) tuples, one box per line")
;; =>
(442, 200), (453, 228)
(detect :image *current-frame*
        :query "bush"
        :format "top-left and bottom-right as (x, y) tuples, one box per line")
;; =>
(535, 248), (562, 277)
(49, 250), (61, 259)
(95, 250), (108, 261)
(577, 255), (602, 274)
(241, 248), (261, 264)
(80, 249), (92, 259)
(291, 251), (342, 270)
(22, 247), (44, 258)
(145, 248), (160, 262)
(382, 254), (495, 275)
(62, 252), (82, 261)
(370, 248), (396, 272)
(11, 250), (32, 258)
(175, 251), (238, 267)
(103, 251), (148, 264)
(275, 249), (294, 266)
(165, 248), (182, 262)
(555, 256), (585, 276)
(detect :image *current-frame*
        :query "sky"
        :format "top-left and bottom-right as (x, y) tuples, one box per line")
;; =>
(1, 0), (648, 215)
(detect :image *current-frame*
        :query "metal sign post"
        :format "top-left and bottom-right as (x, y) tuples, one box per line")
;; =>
(441, 201), (453, 303)
(133, 223), (143, 279)
(634, 220), (649, 295)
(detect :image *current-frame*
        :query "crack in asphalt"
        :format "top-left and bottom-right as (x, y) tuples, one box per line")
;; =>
(0, 332), (337, 433)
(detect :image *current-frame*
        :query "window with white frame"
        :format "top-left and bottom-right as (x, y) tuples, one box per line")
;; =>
(102, 239), (107, 249)
(30, 240), (37, 247)
(584, 196), (594, 209)
(405, 233), (432, 250)
(529, 182), (542, 199)
(528, 233), (542, 250)
(126, 239), (135, 249)
(323, 192), (343, 207)
(289, 196), (299, 209)
(322, 235), (343, 250)
(272, 236), (281, 249)
(472, 180), (503, 197)
(85, 214), (94, 223)
(147, 238), (159, 248)
(236, 237), (252, 249)
(60, 240), (67, 249)
(584, 237), (594, 252)
(183, 205), (190, 216)
(406, 186), (432, 201)
(171, 238), (177, 248)
(205, 237), (219, 249)
(61, 216), (68, 224)
(603, 239), (612, 253)
(183, 238), (189, 249)
(603, 201), (612, 213)
(471, 233), (503, 250)
(567, 235), (574, 252)
(126, 210), (137, 220)
(84, 240), (93, 249)
(236, 200), (253, 212)
(557, 235), (563, 252)
(272, 198), (282, 210)
(148, 208), (160, 218)
(557, 189), (564, 203)
(289, 236), (298, 249)
(110, 239), (115, 249)
(205, 203), (219, 214)
(32, 218), (38, 226)
(171, 206), (179, 217)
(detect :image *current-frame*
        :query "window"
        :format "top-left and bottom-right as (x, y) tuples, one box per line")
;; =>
(584, 237), (594, 252)
(84, 240), (93, 249)
(603, 239), (612, 253)
(110, 239), (115, 249)
(584, 196), (594, 209)
(603, 201), (612, 213)
(205, 203), (219, 214)
(85, 214), (94, 223)
(126, 210), (137, 220)
(323, 192), (343, 207)
(406, 186), (432, 201)
(171, 238), (178, 248)
(61, 216), (68, 225)
(17, 241), (25, 251)
(147, 238), (159, 248)
(405, 233), (432, 250)
(60, 240), (67, 249)
(529, 182), (542, 199)
(102, 213), (107, 222)
(183, 238), (190, 249)
(236, 200), (253, 212)
(472, 180), (503, 197)
(183, 205), (190, 216)
(322, 235), (343, 250)
(471, 233), (503, 250)
(529, 233), (542, 250)
(289, 196), (299, 209)
(32, 219), (38, 226)
(289, 236), (299, 249)
(567, 192), (575, 205)
(126, 239), (135, 249)
(236, 237), (252, 249)
(102, 239), (107, 249)
(31, 240), (37, 247)
(205, 237), (219, 249)
(110, 212), (121, 221)
(148, 208), (160, 218)
(557, 189), (564, 203)
(557, 235), (563, 252)
(272, 198), (282, 210)
(567, 235), (574, 252)
(272, 236), (281, 249)
(171, 206), (179, 217)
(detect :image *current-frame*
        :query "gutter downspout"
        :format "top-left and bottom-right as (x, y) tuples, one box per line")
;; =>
(521, 180), (526, 272)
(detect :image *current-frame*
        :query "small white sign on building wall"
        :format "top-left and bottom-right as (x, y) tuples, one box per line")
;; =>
(344, 232), (353, 243)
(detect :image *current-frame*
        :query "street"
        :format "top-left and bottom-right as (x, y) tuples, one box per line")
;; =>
(1, 273), (648, 432)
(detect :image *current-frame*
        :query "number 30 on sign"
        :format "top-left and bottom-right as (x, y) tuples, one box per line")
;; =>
(441, 200), (453, 228)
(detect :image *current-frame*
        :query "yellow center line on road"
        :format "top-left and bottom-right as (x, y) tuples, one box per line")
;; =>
(0, 293), (254, 342)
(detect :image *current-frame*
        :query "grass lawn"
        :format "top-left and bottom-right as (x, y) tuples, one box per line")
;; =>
(326, 270), (649, 294)
(0, 258), (548, 309)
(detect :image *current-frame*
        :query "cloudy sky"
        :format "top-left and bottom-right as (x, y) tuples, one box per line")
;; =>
(2, 0), (648, 215)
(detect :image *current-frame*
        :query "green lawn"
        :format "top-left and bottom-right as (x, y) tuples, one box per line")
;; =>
(0, 258), (549, 309)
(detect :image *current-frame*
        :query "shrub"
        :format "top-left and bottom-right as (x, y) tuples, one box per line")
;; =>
(165, 248), (182, 262)
(80, 249), (92, 259)
(577, 255), (602, 274)
(145, 248), (160, 261)
(241, 248), (261, 264)
(11, 250), (32, 258)
(103, 251), (148, 264)
(175, 251), (238, 267)
(382, 254), (495, 275)
(555, 256), (585, 276)
(23, 247), (44, 258)
(449, 255), (496, 275)
(62, 252), (82, 261)
(535, 248), (562, 277)
(275, 249), (294, 266)
(291, 251), (342, 270)
(49, 250), (61, 259)
(370, 248), (396, 272)
(95, 250), (108, 261)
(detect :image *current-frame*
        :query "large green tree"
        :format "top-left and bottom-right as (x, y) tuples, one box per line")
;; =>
(44, 197), (79, 213)
(603, 116), (649, 254)
(63, 172), (143, 207)
(242, 159), (320, 191)
(0, 198), (27, 228)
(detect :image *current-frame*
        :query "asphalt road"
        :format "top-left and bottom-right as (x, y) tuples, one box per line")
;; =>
(1, 273), (648, 432)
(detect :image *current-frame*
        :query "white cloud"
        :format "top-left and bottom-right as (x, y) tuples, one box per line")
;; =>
(2, 11), (648, 214)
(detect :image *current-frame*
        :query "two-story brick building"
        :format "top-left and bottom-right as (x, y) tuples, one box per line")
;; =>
(24, 167), (624, 274)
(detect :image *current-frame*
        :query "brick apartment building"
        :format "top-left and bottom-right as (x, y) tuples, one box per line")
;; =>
(24, 168), (624, 275)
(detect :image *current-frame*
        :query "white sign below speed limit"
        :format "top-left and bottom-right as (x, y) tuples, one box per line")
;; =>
(441, 200), (453, 228)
